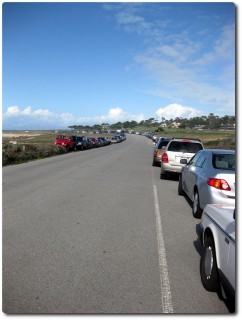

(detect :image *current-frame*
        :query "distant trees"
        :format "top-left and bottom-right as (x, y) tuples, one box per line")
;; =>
(68, 114), (235, 132)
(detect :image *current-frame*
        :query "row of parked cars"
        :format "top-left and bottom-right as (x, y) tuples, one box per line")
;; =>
(54, 133), (126, 151)
(152, 136), (235, 306)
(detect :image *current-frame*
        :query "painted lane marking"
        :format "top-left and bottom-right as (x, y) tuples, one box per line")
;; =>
(153, 184), (174, 313)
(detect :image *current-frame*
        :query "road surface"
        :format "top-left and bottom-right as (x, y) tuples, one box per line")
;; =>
(2, 134), (233, 313)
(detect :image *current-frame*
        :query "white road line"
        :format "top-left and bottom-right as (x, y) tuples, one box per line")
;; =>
(153, 184), (174, 313)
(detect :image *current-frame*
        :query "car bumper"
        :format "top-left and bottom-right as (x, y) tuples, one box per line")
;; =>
(200, 187), (235, 210)
(161, 163), (183, 173)
(154, 157), (162, 164)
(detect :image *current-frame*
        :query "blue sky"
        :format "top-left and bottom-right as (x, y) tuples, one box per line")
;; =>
(2, 1), (236, 130)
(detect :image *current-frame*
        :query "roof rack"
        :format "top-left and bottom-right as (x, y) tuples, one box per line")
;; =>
(171, 137), (202, 142)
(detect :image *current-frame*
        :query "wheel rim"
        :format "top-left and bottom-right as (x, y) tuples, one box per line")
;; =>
(204, 246), (214, 279)
(193, 193), (198, 213)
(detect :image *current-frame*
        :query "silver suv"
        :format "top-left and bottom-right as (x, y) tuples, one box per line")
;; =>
(160, 137), (203, 179)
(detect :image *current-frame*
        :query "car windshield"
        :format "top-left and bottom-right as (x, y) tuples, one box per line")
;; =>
(212, 154), (235, 170)
(168, 141), (203, 153)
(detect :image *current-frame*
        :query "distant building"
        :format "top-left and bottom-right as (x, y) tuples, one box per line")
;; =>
(171, 122), (181, 128)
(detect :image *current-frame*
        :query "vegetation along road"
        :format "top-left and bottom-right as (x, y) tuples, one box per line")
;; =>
(2, 134), (233, 313)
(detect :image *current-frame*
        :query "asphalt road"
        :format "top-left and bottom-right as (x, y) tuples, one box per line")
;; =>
(2, 134), (233, 314)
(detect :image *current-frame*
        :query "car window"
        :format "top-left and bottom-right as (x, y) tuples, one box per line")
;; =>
(168, 141), (203, 153)
(189, 151), (203, 165)
(196, 153), (207, 167)
(158, 140), (170, 149)
(212, 154), (235, 170)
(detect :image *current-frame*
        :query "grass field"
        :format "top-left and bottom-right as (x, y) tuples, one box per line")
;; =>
(2, 129), (235, 147)
(2, 129), (236, 166)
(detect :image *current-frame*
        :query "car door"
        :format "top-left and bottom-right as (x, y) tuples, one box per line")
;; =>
(182, 151), (204, 198)
(225, 211), (235, 293)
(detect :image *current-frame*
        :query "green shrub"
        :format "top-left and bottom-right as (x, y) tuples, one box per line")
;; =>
(2, 143), (67, 166)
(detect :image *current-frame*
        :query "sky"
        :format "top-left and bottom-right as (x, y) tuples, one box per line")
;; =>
(2, 1), (236, 130)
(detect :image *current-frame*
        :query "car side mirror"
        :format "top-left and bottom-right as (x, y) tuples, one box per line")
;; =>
(180, 158), (188, 165)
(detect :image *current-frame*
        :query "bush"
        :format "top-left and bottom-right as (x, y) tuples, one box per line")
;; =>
(154, 127), (165, 133)
(204, 136), (236, 150)
(2, 143), (67, 166)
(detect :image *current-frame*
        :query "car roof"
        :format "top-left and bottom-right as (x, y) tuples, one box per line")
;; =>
(170, 137), (202, 142)
(201, 149), (235, 154)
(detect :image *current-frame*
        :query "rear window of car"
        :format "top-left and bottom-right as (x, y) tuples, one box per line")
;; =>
(212, 154), (235, 170)
(167, 141), (203, 153)
(57, 136), (69, 140)
(158, 140), (170, 149)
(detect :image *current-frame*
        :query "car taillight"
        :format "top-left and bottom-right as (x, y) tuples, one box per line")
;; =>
(207, 178), (231, 191)
(162, 153), (168, 163)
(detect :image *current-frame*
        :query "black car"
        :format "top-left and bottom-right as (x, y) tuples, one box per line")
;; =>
(76, 136), (88, 150)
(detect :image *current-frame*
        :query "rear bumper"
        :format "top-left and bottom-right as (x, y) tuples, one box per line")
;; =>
(161, 162), (183, 173)
(200, 187), (235, 210)
(154, 157), (162, 164)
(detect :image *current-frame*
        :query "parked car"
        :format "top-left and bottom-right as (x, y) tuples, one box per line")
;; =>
(111, 136), (121, 143)
(98, 137), (110, 146)
(178, 149), (235, 218)
(86, 137), (94, 149)
(89, 137), (100, 148)
(160, 137), (204, 179)
(196, 204), (235, 302)
(76, 136), (88, 150)
(54, 135), (77, 151)
(103, 137), (111, 145)
(97, 137), (105, 147)
(152, 138), (171, 166)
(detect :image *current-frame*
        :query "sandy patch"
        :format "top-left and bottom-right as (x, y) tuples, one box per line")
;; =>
(2, 133), (43, 138)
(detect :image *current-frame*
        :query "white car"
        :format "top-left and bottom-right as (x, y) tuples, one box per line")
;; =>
(160, 137), (203, 179)
(197, 204), (235, 301)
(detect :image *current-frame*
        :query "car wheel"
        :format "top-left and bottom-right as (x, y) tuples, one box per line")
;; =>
(193, 190), (203, 218)
(178, 174), (184, 195)
(200, 236), (219, 292)
(152, 158), (156, 166)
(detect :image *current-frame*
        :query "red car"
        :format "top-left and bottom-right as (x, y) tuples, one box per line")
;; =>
(54, 135), (77, 151)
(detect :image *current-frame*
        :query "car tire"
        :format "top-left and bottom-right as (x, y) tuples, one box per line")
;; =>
(178, 174), (184, 195)
(193, 190), (203, 218)
(152, 159), (156, 166)
(200, 236), (219, 292)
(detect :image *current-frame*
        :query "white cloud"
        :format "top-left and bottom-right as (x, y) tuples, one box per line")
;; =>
(2, 106), (145, 129)
(107, 107), (126, 119)
(116, 12), (144, 25)
(3, 106), (58, 129)
(5, 106), (20, 115)
(155, 103), (203, 120)
(86, 107), (145, 124)
(4, 106), (53, 118)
